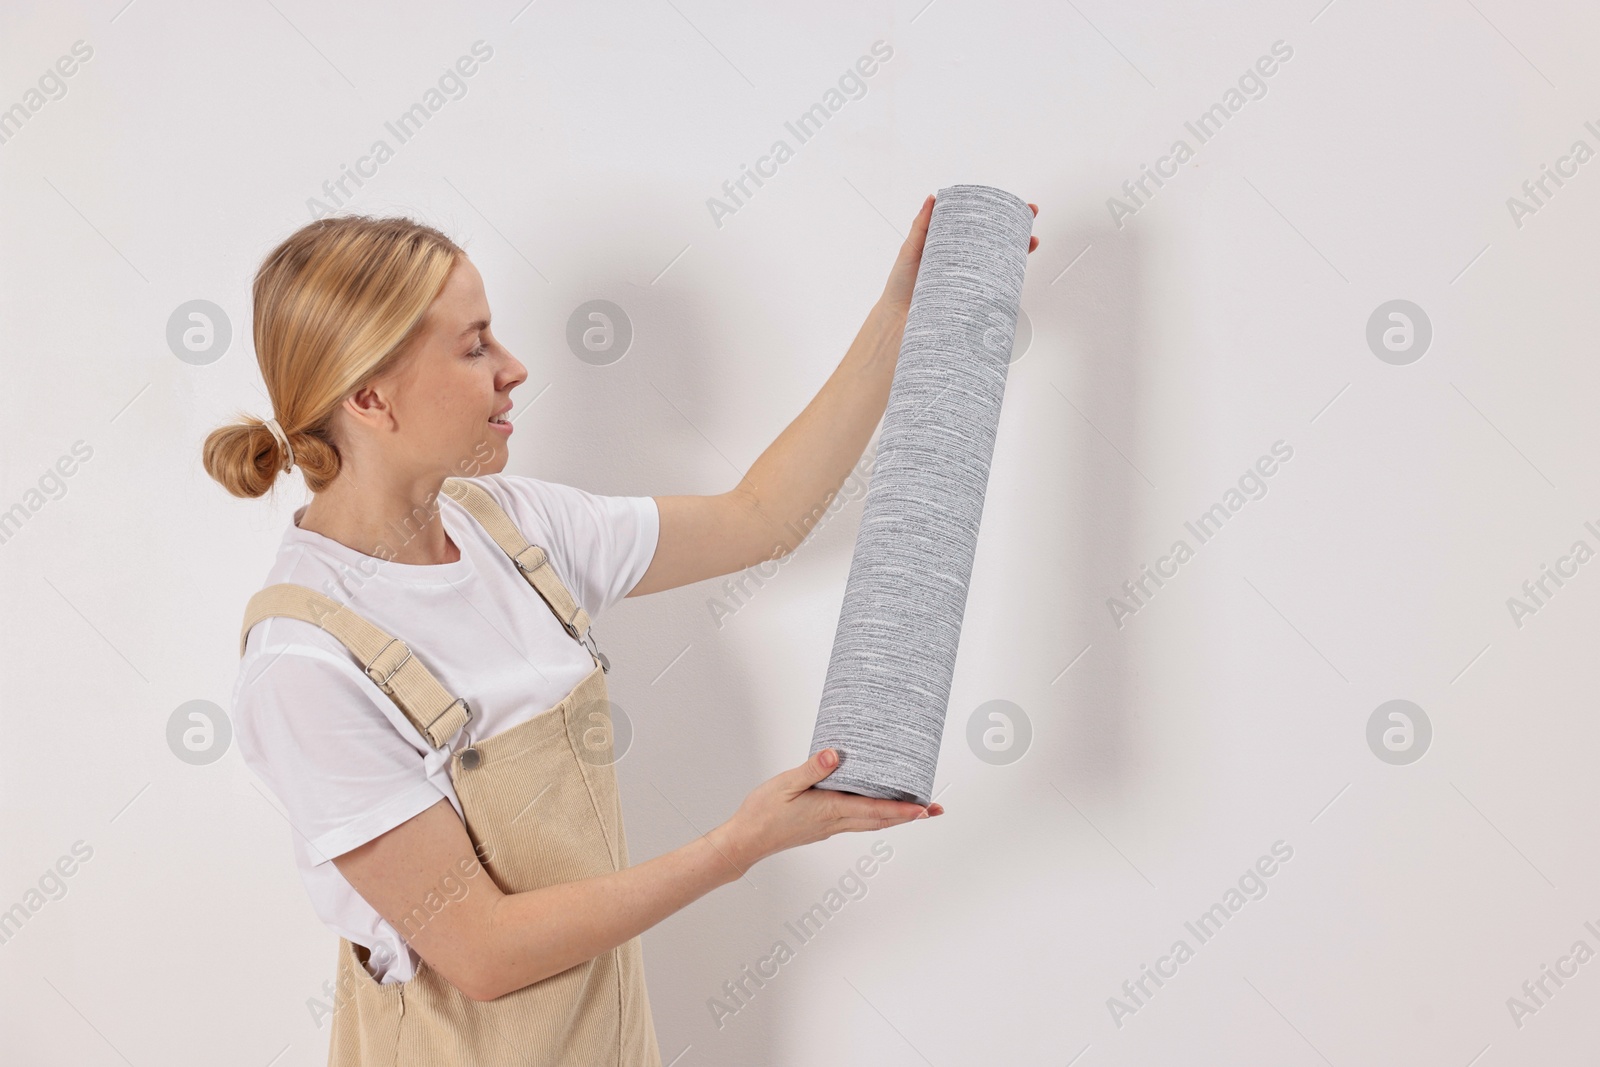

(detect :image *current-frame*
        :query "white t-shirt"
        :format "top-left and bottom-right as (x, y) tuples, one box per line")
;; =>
(231, 473), (660, 984)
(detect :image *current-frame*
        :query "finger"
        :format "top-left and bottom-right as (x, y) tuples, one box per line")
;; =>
(832, 796), (927, 822)
(785, 748), (841, 793)
(1028, 202), (1038, 217)
(907, 193), (933, 229)
(1028, 236), (1039, 253)
(904, 195), (935, 250)
(837, 811), (925, 833)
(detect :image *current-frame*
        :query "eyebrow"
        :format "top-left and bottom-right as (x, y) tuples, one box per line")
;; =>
(458, 318), (490, 338)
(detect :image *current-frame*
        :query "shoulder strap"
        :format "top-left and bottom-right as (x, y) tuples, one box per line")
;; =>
(236, 478), (601, 749)
(237, 584), (471, 751)
(441, 477), (594, 640)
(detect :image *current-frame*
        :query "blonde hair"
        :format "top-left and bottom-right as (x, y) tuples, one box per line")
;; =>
(202, 215), (464, 498)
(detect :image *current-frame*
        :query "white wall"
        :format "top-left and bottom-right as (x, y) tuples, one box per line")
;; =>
(3, 0), (1597, 1062)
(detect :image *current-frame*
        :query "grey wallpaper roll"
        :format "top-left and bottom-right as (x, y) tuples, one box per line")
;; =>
(809, 184), (1033, 806)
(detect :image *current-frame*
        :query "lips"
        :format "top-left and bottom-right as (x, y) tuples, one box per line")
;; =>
(486, 398), (514, 436)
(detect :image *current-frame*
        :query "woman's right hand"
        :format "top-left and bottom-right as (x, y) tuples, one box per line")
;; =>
(713, 749), (944, 873)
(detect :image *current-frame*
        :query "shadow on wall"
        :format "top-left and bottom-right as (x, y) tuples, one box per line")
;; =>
(1036, 216), (1149, 800)
(601, 212), (1151, 1061)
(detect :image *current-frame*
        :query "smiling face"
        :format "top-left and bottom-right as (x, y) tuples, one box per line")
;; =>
(344, 255), (527, 482)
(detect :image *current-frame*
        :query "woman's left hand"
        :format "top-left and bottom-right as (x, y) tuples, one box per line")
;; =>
(879, 194), (1040, 317)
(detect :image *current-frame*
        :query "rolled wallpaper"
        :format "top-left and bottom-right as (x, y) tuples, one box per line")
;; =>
(809, 184), (1033, 806)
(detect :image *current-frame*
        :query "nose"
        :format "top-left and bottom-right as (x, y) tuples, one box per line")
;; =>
(501, 347), (528, 388)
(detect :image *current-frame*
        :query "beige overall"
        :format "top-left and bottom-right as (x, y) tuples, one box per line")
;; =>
(238, 478), (663, 1066)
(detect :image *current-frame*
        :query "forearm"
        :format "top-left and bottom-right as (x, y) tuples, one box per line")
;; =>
(735, 298), (907, 556)
(471, 822), (753, 999)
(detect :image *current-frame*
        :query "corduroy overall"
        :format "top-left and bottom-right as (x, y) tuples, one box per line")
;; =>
(238, 477), (663, 1066)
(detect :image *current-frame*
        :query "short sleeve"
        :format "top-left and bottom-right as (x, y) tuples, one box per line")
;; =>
(232, 625), (449, 865)
(479, 474), (660, 620)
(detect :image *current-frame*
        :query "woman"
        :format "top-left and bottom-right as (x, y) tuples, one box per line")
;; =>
(206, 196), (1037, 1065)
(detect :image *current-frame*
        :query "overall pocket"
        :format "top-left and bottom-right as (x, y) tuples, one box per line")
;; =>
(447, 681), (619, 894)
(326, 937), (408, 1066)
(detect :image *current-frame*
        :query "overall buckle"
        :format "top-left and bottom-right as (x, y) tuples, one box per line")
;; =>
(514, 545), (548, 575)
(365, 638), (411, 690)
(565, 619), (610, 674)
